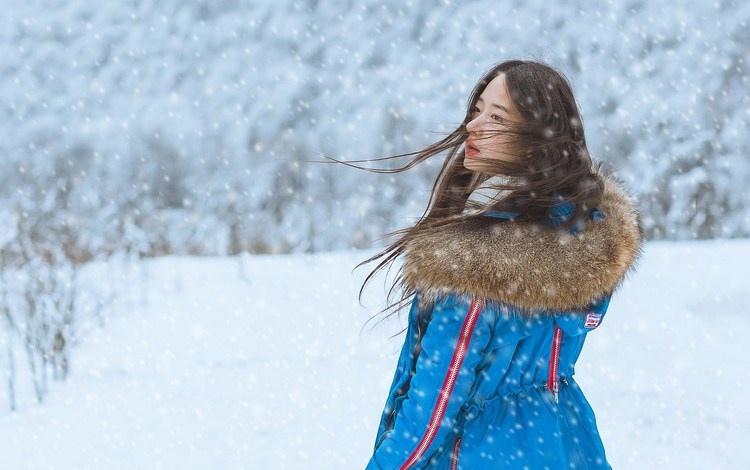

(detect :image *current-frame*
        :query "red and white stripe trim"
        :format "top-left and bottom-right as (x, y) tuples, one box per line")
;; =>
(399, 296), (485, 470)
(546, 324), (563, 403)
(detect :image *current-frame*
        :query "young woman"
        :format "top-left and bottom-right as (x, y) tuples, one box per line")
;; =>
(350, 60), (644, 469)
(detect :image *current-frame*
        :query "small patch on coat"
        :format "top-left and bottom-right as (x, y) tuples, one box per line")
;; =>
(584, 312), (603, 329)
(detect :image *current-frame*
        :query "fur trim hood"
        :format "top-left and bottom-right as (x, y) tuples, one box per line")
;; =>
(402, 173), (645, 314)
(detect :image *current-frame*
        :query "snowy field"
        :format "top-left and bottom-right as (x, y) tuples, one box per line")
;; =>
(1, 239), (748, 469)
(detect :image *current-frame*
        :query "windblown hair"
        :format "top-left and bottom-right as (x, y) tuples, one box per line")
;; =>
(317, 59), (611, 337)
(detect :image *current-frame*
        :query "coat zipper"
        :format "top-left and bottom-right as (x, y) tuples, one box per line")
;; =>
(546, 324), (562, 404)
(450, 436), (462, 470)
(399, 296), (485, 470)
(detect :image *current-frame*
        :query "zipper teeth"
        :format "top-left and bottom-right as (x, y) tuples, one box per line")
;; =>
(450, 437), (462, 470)
(400, 297), (484, 470)
(547, 325), (562, 398)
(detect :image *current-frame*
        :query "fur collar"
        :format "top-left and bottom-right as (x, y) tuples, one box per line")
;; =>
(402, 173), (645, 314)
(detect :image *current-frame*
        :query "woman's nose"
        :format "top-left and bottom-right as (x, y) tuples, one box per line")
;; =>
(466, 118), (486, 136)
(466, 117), (481, 133)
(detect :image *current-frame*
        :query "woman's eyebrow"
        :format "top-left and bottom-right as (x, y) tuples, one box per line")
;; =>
(477, 97), (509, 113)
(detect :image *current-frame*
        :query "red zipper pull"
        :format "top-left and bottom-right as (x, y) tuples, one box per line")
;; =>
(547, 325), (563, 404)
(450, 436), (462, 470)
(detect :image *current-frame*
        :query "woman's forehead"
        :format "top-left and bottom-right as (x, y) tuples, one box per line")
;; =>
(478, 74), (520, 117)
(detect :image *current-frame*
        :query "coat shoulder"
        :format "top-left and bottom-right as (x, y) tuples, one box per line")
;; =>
(402, 173), (645, 314)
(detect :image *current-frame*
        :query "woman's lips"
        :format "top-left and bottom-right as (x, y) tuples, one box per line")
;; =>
(465, 142), (479, 158)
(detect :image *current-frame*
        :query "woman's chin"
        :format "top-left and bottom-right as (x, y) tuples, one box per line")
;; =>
(464, 157), (492, 174)
(463, 157), (480, 172)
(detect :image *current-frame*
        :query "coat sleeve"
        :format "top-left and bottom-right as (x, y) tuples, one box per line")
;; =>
(365, 293), (495, 470)
(371, 296), (420, 451)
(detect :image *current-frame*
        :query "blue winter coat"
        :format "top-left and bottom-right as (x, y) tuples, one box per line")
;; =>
(365, 174), (644, 469)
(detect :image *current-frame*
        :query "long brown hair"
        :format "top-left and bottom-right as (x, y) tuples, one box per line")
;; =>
(315, 59), (607, 338)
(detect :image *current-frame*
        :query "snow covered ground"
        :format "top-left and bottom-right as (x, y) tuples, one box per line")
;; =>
(1, 239), (748, 469)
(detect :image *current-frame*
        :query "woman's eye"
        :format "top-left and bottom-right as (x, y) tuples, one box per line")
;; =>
(469, 107), (503, 122)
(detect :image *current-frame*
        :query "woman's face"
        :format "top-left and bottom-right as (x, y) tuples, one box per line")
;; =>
(463, 73), (523, 173)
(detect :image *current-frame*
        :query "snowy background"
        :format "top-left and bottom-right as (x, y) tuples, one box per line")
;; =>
(2, 245), (750, 469)
(0, 0), (748, 468)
